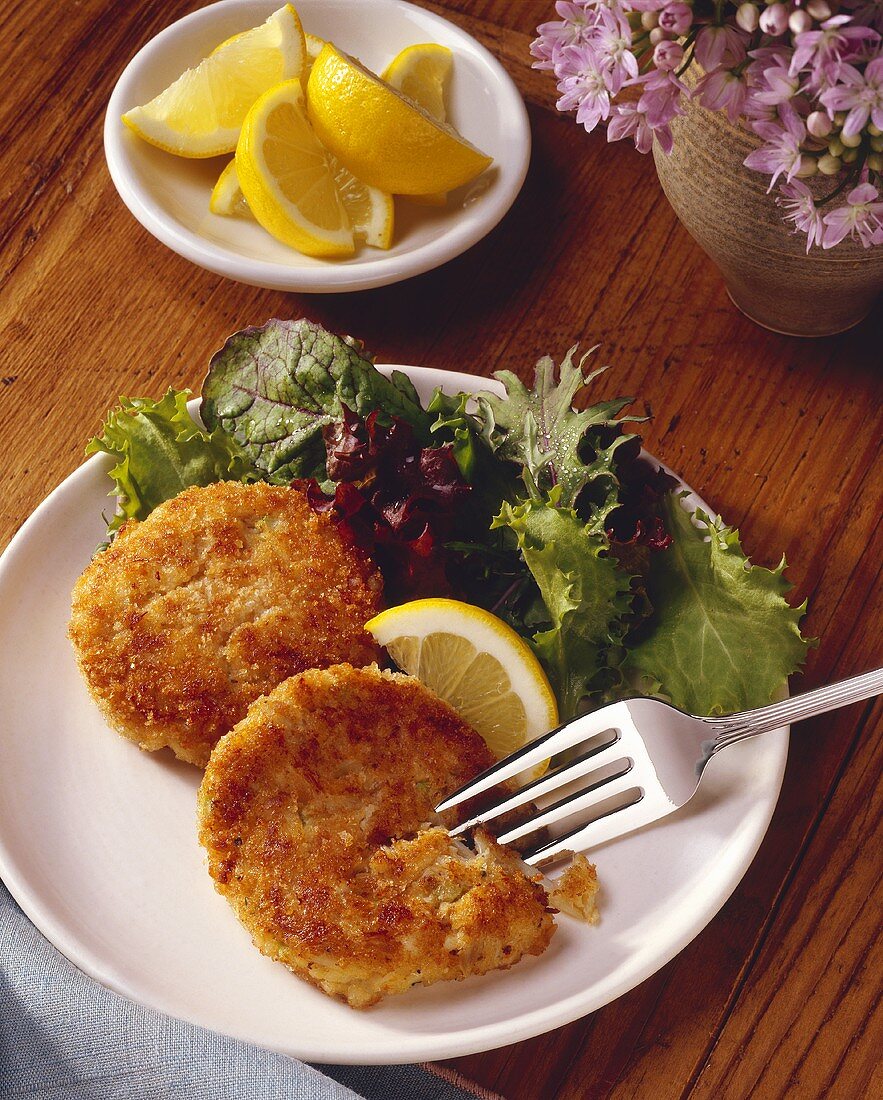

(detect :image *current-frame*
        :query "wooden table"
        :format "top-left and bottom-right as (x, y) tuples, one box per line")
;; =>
(2, 2), (881, 1097)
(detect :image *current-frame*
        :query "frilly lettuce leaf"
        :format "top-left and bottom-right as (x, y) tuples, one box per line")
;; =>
(428, 389), (521, 530)
(87, 388), (257, 534)
(494, 496), (634, 718)
(200, 318), (432, 482)
(476, 347), (643, 526)
(624, 493), (813, 714)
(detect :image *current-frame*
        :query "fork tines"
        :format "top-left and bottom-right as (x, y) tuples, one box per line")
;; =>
(437, 702), (659, 864)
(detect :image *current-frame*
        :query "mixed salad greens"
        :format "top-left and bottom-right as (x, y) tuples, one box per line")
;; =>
(89, 318), (812, 719)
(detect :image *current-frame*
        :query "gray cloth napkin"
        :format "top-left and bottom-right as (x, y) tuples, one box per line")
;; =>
(0, 882), (481, 1100)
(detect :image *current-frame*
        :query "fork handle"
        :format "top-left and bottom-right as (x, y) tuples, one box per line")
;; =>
(704, 667), (883, 743)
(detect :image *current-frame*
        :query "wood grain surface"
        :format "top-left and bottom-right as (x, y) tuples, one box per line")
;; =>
(1, 2), (881, 1098)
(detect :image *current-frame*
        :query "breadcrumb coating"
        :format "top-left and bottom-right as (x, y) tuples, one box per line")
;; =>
(549, 854), (600, 925)
(198, 664), (556, 1007)
(69, 482), (383, 766)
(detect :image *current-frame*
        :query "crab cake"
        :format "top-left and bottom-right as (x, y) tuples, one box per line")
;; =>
(69, 482), (383, 767)
(198, 664), (555, 1008)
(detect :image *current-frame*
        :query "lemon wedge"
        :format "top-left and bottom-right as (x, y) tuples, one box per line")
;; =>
(123, 5), (307, 158)
(236, 79), (354, 257)
(333, 161), (394, 248)
(381, 43), (452, 125)
(382, 43), (453, 207)
(366, 599), (558, 771)
(215, 28), (323, 83)
(209, 159), (250, 217)
(305, 32), (326, 67)
(211, 151), (393, 248)
(307, 44), (492, 195)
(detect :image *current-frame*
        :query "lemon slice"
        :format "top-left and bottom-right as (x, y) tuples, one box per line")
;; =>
(123, 5), (307, 158)
(382, 44), (453, 207)
(209, 159), (250, 217)
(366, 599), (558, 773)
(236, 78), (354, 257)
(307, 44), (492, 195)
(217, 140), (392, 247)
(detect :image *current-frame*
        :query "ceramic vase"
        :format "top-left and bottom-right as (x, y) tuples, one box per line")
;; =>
(652, 89), (883, 337)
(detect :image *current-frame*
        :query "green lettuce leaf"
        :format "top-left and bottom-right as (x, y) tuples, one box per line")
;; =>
(476, 347), (642, 527)
(87, 388), (257, 534)
(623, 493), (813, 714)
(200, 318), (432, 482)
(427, 390), (481, 480)
(428, 388), (521, 526)
(494, 497), (634, 718)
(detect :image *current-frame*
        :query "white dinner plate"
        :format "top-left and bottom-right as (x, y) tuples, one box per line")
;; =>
(103, 0), (531, 292)
(0, 365), (788, 1064)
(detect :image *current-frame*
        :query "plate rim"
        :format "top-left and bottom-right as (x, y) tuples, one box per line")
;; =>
(0, 363), (788, 1063)
(102, 0), (532, 294)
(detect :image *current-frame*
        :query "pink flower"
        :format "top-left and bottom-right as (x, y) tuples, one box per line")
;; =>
(591, 6), (640, 91)
(653, 39), (685, 72)
(820, 56), (883, 136)
(821, 183), (883, 247)
(555, 44), (615, 131)
(789, 16), (880, 89)
(777, 180), (826, 251)
(750, 58), (803, 107)
(638, 69), (687, 129)
(696, 69), (750, 123)
(744, 114), (808, 189)
(658, 3), (693, 38)
(695, 25), (749, 71)
(531, 1), (599, 70)
(607, 101), (657, 153)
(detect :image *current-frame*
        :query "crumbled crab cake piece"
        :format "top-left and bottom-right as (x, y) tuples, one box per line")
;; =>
(549, 854), (601, 925)
(69, 481), (383, 767)
(197, 664), (556, 1008)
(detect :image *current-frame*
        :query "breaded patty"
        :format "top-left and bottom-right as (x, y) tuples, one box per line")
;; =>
(69, 482), (383, 767)
(197, 664), (555, 1008)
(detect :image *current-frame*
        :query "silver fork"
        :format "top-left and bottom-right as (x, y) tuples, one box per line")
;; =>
(436, 668), (883, 866)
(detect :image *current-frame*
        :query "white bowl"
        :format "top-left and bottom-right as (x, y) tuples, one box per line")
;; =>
(103, 0), (531, 293)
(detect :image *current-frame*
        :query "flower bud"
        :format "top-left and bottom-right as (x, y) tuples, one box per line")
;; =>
(807, 111), (832, 139)
(868, 123), (882, 137)
(834, 111), (847, 126)
(658, 3), (693, 37)
(870, 135), (883, 152)
(796, 156), (818, 178)
(841, 147), (859, 164)
(649, 26), (666, 45)
(840, 130), (862, 148)
(828, 137), (844, 157)
(736, 3), (760, 32)
(760, 4), (789, 35)
(641, 12), (659, 30)
(867, 152), (883, 172)
(806, 1), (831, 18)
(654, 39), (685, 71)
(818, 154), (842, 175)
(789, 10), (812, 34)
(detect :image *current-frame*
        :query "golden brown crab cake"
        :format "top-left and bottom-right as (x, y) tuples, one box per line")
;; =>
(197, 663), (556, 1008)
(69, 482), (383, 767)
